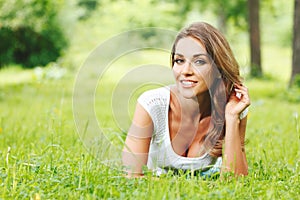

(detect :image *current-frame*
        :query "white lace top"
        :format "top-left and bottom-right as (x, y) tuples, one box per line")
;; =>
(137, 86), (248, 176)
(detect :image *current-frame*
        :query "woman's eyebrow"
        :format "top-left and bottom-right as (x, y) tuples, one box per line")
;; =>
(192, 53), (207, 58)
(174, 53), (184, 57)
(174, 53), (207, 57)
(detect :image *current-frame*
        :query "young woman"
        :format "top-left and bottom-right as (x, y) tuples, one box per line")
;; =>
(122, 22), (250, 178)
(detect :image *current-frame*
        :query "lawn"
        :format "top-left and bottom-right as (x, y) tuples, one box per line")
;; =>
(0, 55), (299, 199)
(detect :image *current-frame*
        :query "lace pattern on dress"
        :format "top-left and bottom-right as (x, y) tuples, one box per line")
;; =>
(137, 87), (170, 144)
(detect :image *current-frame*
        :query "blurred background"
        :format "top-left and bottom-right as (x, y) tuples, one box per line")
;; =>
(0, 0), (298, 84)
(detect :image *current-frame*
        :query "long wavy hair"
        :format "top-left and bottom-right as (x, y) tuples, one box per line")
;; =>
(170, 22), (242, 157)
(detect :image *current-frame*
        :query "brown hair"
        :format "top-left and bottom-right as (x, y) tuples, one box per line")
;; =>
(170, 22), (242, 157)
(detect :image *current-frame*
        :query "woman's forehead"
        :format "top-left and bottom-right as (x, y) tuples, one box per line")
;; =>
(175, 37), (207, 57)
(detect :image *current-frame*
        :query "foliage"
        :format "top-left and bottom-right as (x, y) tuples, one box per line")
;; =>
(285, 74), (300, 103)
(192, 0), (248, 33)
(261, 0), (293, 47)
(0, 0), (72, 68)
(291, 74), (300, 88)
(91, 0), (182, 31)
(77, 0), (99, 20)
(61, 0), (184, 70)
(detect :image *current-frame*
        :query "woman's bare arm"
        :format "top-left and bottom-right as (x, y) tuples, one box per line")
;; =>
(222, 115), (248, 176)
(223, 84), (250, 176)
(122, 103), (153, 177)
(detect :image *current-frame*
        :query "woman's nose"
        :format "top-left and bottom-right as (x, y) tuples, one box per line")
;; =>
(181, 60), (193, 75)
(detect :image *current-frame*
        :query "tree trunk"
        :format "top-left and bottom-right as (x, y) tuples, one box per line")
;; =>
(248, 0), (262, 77)
(290, 0), (300, 87)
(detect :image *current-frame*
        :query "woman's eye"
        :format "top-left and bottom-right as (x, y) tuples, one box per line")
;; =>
(175, 59), (184, 64)
(194, 59), (206, 65)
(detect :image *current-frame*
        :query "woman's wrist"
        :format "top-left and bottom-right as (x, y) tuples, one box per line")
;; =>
(225, 113), (240, 122)
(225, 113), (241, 137)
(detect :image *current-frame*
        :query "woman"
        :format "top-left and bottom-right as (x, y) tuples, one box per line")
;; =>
(122, 22), (250, 178)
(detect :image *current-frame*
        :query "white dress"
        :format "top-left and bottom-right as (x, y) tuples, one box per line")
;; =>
(137, 86), (248, 176)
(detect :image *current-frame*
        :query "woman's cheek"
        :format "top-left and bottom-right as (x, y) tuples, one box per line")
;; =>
(172, 65), (181, 76)
(196, 66), (214, 87)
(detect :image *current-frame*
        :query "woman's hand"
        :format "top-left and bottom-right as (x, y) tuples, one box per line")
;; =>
(225, 84), (250, 119)
(223, 84), (250, 176)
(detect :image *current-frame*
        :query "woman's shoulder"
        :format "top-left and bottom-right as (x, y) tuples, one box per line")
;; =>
(141, 86), (170, 96)
(137, 86), (171, 110)
(138, 86), (170, 101)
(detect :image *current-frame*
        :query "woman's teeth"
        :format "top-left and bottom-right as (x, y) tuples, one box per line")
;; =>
(182, 81), (194, 86)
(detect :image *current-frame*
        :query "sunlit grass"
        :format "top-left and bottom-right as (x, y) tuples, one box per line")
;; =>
(1, 58), (299, 198)
(0, 66), (33, 86)
(262, 45), (292, 82)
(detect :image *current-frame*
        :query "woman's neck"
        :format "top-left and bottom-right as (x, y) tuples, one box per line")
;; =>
(196, 90), (211, 119)
(170, 86), (211, 121)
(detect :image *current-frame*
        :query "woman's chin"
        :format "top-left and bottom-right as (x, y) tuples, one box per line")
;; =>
(178, 88), (196, 99)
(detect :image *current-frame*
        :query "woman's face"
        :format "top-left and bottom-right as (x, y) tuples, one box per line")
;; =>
(172, 36), (213, 99)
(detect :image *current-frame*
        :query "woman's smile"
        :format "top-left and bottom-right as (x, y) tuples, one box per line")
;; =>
(180, 79), (198, 88)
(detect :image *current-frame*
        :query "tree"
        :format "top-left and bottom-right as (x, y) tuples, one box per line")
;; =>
(196, 0), (248, 34)
(248, 0), (262, 77)
(290, 0), (300, 87)
(195, 0), (262, 77)
(0, 0), (69, 68)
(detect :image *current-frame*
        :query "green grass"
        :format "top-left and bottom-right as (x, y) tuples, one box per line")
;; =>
(0, 62), (299, 199)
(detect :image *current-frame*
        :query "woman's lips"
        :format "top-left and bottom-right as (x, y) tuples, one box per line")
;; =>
(180, 80), (198, 87)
